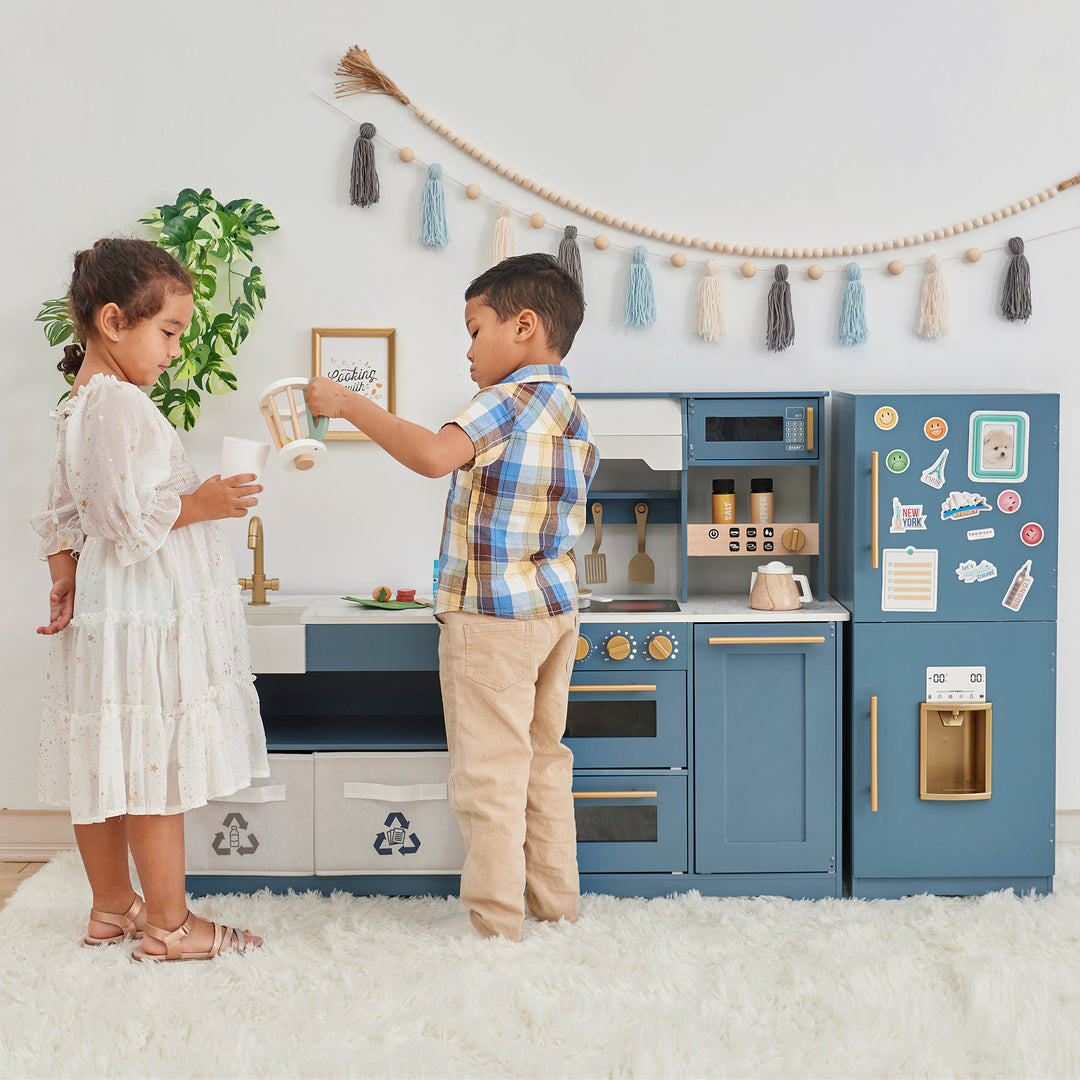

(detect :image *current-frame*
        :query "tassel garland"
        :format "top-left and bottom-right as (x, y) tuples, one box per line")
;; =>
(420, 163), (449, 249)
(766, 265), (795, 351)
(558, 225), (583, 290)
(1001, 237), (1032, 322)
(918, 254), (950, 338)
(695, 259), (726, 341)
(838, 262), (869, 345)
(349, 122), (379, 207)
(490, 201), (514, 265)
(625, 245), (656, 327)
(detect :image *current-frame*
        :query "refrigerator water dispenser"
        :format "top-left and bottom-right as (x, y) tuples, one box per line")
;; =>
(919, 703), (992, 800)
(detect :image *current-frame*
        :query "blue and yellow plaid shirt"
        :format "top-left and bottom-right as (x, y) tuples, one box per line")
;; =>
(435, 364), (598, 619)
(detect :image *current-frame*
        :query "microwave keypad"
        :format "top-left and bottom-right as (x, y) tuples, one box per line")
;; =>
(784, 407), (807, 450)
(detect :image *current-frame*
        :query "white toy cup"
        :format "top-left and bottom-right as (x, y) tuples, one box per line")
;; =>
(257, 378), (331, 471)
(222, 436), (271, 481)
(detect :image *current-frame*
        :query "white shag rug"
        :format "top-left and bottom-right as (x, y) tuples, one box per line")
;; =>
(2, 851), (1080, 1079)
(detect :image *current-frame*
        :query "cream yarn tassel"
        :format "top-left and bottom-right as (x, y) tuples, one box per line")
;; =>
(490, 201), (515, 266)
(696, 259), (726, 341)
(918, 254), (950, 338)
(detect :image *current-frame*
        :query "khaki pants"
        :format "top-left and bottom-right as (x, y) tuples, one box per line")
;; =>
(437, 610), (580, 941)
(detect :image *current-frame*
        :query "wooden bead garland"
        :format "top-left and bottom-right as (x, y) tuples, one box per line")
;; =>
(465, 183), (481, 200)
(887, 260), (904, 276)
(594, 234), (609, 250)
(965, 248), (982, 262)
(807, 264), (824, 280)
(530, 212), (545, 229)
(398, 147), (415, 163)
(740, 262), (757, 278)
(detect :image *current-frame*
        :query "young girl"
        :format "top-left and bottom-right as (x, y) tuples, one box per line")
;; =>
(32, 237), (269, 961)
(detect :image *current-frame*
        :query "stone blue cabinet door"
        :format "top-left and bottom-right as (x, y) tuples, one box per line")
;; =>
(693, 623), (838, 875)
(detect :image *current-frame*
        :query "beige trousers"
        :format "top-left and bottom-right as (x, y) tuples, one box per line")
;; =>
(437, 610), (580, 941)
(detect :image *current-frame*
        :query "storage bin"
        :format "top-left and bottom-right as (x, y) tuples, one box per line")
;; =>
(314, 752), (466, 874)
(184, 754), (314, 875)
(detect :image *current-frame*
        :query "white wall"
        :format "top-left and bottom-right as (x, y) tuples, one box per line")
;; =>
(4, 0), (1078, 808)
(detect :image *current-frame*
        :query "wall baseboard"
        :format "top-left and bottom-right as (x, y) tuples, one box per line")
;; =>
(3, 808), (1079, 862)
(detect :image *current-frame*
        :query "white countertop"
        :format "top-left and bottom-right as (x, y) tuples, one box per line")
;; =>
(245, 594), (849, 625)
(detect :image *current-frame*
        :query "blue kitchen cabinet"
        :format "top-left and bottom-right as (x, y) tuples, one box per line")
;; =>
(847, 620), (1055, 898)
(693, 623), (839, 877)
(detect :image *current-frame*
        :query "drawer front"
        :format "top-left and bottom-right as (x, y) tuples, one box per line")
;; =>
(184, 754), (314, 875)
(314, 752), (466, 874)
(565, 671), (687, 768)
(307, 623), (439, 671)
(573, 773), (688, 873)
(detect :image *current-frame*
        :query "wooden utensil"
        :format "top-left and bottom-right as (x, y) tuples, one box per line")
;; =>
(628, 502), (655, 584)
(583, 502), (607, 585)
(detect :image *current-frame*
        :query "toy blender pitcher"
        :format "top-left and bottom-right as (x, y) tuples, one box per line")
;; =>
(257, 378), (330, 471)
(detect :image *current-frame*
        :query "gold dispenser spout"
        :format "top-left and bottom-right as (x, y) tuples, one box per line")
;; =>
(238, 515), (279, 605)
(940, 709), (966, 727)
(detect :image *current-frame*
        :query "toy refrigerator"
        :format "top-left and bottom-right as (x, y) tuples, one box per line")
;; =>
(830, 392), (1058, 898)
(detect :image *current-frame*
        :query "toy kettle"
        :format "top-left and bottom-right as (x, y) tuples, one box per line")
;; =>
(748, 561), (814, 611)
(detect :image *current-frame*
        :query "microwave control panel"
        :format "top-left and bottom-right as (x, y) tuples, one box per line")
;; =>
(783, 406), (808, 451)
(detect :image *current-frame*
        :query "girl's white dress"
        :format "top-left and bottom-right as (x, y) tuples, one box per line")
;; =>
(31, 373), (269, 825)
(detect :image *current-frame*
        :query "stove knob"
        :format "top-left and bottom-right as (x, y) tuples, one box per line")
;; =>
(605, 634), (631, 661)
(575, 635), (591, 662)
(647, 634), (674, 661)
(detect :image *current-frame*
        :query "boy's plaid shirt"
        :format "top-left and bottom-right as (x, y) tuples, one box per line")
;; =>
(435, 365), (598, 618)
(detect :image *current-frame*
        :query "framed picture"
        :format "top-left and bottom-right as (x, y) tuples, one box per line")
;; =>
(967, 410), (1029, 483)
(311, 328), (396, 440)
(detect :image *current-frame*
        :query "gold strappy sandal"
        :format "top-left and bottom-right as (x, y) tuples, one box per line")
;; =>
(83, 894), (146, 947)
(131, 910), (261, 963)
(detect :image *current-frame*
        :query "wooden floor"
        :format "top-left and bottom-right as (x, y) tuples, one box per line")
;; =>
(0, 862), (47, 907)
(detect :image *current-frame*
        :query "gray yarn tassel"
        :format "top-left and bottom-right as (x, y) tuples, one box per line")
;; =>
(766, 264), (795, 352)
(350, 122), (379, 207)
(1001, 237), (1031, 322)
(557, 225), (583, 290)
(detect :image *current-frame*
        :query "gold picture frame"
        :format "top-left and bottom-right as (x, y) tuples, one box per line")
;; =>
(311, 327), (396, 440)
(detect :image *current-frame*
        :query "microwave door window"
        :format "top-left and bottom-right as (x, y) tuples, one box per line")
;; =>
(705, 415), (784, 442)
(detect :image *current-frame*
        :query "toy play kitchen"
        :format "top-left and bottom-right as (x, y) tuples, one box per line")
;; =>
(182, 391), (1057, 905)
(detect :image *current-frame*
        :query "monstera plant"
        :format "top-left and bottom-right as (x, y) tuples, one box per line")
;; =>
(36, 187), (279, 429)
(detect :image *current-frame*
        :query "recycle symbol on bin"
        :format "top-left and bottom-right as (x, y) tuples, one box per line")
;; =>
(374, 811), (421, 856)
(212, 813), (259, 856)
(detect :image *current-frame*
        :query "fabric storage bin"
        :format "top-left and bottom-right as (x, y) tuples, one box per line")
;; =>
(314, 751), (466, 874)
(184, 754), (314, 875)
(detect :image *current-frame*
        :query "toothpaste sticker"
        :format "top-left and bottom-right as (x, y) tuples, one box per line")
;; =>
(956, 559), (998, 584)
(966, 528), (995, 541)
(921, 448), (949, 489)
(940, 491), (992, 522)
(1002, 559), (1034, 612)
(890, 497), (927, 533)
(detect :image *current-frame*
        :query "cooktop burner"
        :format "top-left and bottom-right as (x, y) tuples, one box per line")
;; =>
(582, 597), (681, 613)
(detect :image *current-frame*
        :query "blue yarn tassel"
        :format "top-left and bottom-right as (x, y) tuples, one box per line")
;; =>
(624, 245), (656, 327)
(419, 162), (449, 248)
(839, 262), (869, 345)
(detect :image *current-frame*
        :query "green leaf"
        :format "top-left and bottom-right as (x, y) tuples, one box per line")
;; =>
(43, 320), (75, 346)
(243, 268), (266, 310)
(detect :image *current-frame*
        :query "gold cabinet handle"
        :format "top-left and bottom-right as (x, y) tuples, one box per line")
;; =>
(573, 790), (658, 799)
(806, 405), (814, 453)
(870, 450), (879, 570)
(870, 695), (879, 813)
(707, 636), (826, 646)
(568, 684), (657, 693)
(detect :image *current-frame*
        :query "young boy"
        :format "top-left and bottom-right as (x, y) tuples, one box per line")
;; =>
(305, 253), (597, 941)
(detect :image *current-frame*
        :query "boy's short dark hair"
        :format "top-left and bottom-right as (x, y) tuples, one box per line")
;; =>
(465, 253), (585, 359)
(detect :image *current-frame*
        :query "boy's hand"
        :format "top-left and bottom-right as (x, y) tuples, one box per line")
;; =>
(305, 377), (348, 421)
(37, 575), (75, 635)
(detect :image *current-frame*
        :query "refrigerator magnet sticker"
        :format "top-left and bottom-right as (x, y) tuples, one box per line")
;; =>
(885, 449), (910, 473)
(956, 558), (998, 583)
(1002, 559), (1034, 611)
(967, 527), (995, 541)
(997, 489), (1022, 514)
(890, 497), (927, 532)
(921, 447), (949, 489)
(882, 546), (938, 611)
(940, 491), (992, 521)
(968, 411), (1029, 483)
(1020, 522), (1044, 546)
(874, 405), (899, 430)
(924, 417), (948, 440)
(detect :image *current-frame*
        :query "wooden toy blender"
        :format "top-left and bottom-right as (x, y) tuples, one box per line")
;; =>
(257, 378), (330, 470)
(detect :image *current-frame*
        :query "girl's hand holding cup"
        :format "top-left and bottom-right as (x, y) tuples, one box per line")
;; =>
(193, 474), (262, 520)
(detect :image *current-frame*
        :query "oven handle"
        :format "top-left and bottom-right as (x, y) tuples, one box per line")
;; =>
(573, 790), (658, 799)
(568, 684), (657, 693)
(707, 636), (826, 646)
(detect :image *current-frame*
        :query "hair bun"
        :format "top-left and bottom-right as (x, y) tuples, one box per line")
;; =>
(58, 341), (85, 377)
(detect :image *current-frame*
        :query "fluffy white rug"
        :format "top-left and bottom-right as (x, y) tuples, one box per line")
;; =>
(2, 851), (1079, 1079)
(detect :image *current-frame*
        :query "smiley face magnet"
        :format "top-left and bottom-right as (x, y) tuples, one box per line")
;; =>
(885, 449), (910, 474)
(1020, 522), (1044, 547)
(875, 405), (899, 431)
(924, 417), (948, 440)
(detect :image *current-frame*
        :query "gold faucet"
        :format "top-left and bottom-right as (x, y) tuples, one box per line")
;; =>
(238, 515), (278, 605)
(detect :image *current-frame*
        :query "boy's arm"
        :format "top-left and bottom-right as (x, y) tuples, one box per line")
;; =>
(305, 377), (474, 478)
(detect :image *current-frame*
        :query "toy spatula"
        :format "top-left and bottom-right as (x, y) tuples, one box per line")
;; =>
(628, 502), (655, 584)
(583, 502), (607, 584)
